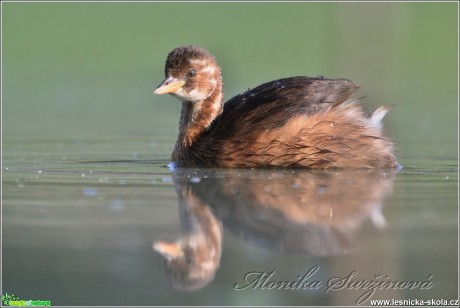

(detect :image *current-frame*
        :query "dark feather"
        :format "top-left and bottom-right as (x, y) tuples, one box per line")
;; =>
(205, 76), (358, 137)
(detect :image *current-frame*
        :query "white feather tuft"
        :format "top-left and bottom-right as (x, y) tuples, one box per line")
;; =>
(370, 105), (391, 130)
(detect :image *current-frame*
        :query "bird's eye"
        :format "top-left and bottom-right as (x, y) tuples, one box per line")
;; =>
(186, 69), (197, 78)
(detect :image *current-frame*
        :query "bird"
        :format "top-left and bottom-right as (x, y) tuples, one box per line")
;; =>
(154, 45), (398, 169)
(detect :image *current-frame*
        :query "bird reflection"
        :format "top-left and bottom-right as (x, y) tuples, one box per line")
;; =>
(153, 176), (223, 291)
(154, 167), (396, 291)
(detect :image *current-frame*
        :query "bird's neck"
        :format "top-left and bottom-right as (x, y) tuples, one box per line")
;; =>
(174, 87), (224, 155)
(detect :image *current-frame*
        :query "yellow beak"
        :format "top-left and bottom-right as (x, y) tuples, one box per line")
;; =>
(153, 241), (184, 260)
(154, 77), (185, 95)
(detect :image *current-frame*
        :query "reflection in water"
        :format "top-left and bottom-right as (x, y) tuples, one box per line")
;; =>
(154, 175), (223, 291)
(154, 168), (396, 291)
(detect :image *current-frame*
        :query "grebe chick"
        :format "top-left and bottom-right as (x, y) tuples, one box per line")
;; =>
(154, 45), (398, 169)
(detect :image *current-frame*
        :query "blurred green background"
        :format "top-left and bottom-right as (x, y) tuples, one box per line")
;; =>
(2, 2), (458, 162)
(2, 3), (458, 306)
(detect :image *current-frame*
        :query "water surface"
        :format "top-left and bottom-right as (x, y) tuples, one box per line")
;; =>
(2, 137), (458, 305)
(2, 2), (458, 306)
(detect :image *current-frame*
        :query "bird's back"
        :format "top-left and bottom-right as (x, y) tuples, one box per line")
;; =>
(189, 76), (397, 168)
(214, 76), (358, 134)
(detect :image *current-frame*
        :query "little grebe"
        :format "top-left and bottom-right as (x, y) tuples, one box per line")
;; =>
(154, 45), (398, 168)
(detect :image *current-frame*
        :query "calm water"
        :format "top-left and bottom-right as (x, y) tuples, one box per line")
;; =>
(2, 2), (458, 306)
(2, 135), (458, 305)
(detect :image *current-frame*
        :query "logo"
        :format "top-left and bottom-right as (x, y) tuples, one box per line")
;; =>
(1, 292), (51, 307)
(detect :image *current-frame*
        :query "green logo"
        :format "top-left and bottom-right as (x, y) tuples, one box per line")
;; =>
(1, 292), (51, 307)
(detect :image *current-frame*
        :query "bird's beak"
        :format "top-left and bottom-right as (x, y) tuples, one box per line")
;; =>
(153, 241), (184, 260)
(154, 77), (186, 95)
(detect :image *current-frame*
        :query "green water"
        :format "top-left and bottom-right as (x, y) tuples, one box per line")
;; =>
(2, 2), (458, 306)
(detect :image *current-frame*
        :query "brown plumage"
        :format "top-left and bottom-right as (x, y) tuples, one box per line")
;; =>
(154, 45), (398, 168)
